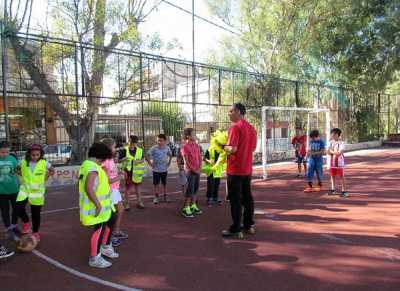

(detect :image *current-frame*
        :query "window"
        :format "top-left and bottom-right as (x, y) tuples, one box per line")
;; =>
(44, 145), (58, 155)
(266, 128), (272, 139)
(60, 145), (72, 154)
(281, 128), (288, 138)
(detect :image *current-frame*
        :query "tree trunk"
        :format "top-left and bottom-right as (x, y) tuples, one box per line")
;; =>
(85, 0), (107, 145)
(8, 34), (92, 163)
(8, 0), (118, 163)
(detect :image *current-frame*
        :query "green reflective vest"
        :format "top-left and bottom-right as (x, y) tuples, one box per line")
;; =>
(210, 149), (224, 178)
(79, 160), (112, 226)
(17, 160), (47, 206)
(124, 146), (145, 183)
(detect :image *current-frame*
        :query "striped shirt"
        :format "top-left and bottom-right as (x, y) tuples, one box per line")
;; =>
(327, 140), (345, 168)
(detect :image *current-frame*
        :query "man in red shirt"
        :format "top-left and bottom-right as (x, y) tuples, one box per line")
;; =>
(222, 103), (257, 238)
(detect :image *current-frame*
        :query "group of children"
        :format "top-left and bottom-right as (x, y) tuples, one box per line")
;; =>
(76, 127), (207, 268)
(0, 125), (346, 264)
(292, 127), (347, 196)
(0, 141), (55, 259)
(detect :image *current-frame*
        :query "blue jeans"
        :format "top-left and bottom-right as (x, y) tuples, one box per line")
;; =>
(307, 157), (323, 183)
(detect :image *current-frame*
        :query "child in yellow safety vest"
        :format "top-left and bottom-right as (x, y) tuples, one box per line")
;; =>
(202, 130), (228, 206)
(79, 143), (119, 269)
(16, 144), (54, 243)
(118, 135), (145, 210)
(203, 148), (224, 206)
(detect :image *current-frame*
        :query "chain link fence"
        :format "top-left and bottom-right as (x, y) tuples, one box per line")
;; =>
(1, 33), (399, 165)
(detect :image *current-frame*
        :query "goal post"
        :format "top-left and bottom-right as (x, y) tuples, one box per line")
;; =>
(261, 106), (331, 179)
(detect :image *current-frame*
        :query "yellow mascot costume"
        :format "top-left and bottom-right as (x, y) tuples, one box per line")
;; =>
(202, 130), (228, 176)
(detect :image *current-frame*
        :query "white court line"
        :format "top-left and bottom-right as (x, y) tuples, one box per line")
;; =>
(43, 152), (399, 215)
(253, 152), (400, 181)
(42, 207), (79, 214)
(320, 233), (353, 244)
(35, 149), (399, 290)
(32, 249), (142, 291)
(42, 186), (208, 215)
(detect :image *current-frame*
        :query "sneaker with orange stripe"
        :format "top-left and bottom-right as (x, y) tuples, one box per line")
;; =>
(303, 187), (313, 193)
(314, 186), (322, 192)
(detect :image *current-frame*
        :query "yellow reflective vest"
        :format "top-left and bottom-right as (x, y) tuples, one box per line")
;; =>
(17, 160), (48, 206)
(123, 146), (145, 183)
(78, 160), (112, 226)
(210, 149), (224, 178)
(202, 149), (225, 178)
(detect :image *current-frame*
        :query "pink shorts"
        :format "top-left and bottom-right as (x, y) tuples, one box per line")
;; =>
(329, 168), (344, 177)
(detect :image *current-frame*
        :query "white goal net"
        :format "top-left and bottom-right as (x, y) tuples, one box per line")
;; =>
(261, 106), (331, 179)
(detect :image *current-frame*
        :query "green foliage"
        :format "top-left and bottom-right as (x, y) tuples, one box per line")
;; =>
(208, 0), (400, 93)
(308, 0), (400, 91)
(142, 102), (187, 142)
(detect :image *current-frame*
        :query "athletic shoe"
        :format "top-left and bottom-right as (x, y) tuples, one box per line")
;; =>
(243, 225), (256, 235)
(181, 207), (194, 218)
(0, 245), (14, 259)
(153, 197), (159, 205)
(207, 199), (213, 207)
(303, 187), (313, 193)
(11, 225), (21, 236)
(340, 191), (348, 198)
(213, 198), (222, 205)
(164, 194), (171, 203)
(111, 236), (122, 247)
(136, 201), (145, 209)
(89, 253), (112, 268)
(32, 232), (41, 242)
(123, 200), (130, 211)
(112, 231), (128, 240)
(191, 203), (203, 215)
(328, 189), (336, 196)
(314, 186), (322, 192)
(6, 228), (17, 241)
(100, 244), (119, 259)
(22, 223), (31, 234)
(221, 230), (244, 239)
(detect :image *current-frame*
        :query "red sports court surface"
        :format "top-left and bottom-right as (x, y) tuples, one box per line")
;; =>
(1, 148), (400, 291)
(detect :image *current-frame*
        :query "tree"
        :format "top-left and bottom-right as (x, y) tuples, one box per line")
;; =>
(311, 0), (400, 91)
(208, 0), (400, 92)
(207, 0), (325, 80)
(3, 0), (161, 161)
(142, 102), (187, 143)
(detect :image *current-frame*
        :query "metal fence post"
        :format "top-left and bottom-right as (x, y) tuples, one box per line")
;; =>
(218, 69), (222, 105)
(1, 2), (10, 141)
(387, 95), (391, 135)
(74, 44), (81, 161)
(139, 53), (146, 150)
(192, 63), (196, 130)
(295, 81), (300, 107)
(377, 93), (380, 137)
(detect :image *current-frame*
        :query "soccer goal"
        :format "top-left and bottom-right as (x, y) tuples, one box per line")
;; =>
(261, 106), (331, 179)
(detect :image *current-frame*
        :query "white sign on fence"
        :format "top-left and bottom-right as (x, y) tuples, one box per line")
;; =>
(46, 166), (80, 187)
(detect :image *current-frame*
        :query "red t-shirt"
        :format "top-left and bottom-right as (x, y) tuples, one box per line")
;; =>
(291, 135), (307, 156)
(227, 119), (257, 176)
(181, 141), (201, 172)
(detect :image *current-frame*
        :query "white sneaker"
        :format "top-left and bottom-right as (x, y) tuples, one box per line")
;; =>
(153, 197), (159, 204)
(100, 244), (119, 259)
(0, 245), (14, 259)
(89, 254), (112, 268)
